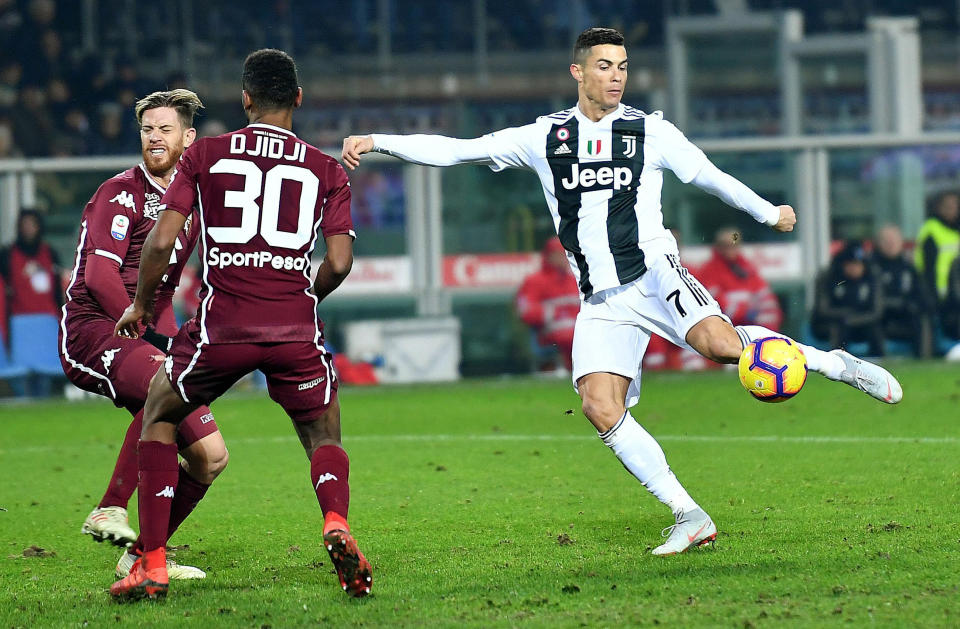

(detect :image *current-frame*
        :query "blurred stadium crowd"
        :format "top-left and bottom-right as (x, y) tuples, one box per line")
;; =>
(6, 0), (960, 158)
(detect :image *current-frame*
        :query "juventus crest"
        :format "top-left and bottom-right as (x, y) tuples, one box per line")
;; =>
(622, 135), (637, 158)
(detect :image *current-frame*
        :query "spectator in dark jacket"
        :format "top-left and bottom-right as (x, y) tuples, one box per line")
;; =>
(812, 243), (885, 356)
(873, 225), (935, 357)
(944, 257), (960, 341)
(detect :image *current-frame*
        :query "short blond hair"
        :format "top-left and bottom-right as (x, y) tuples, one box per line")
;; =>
(134, 89), (204, 129)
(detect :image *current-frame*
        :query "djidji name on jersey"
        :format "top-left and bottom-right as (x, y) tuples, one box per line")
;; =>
(230, 131), (306, 163)
(560, 163), (633, 191)
(207, 246), (309, 271)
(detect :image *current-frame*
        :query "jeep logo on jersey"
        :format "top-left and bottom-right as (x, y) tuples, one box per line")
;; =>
(109, 191), (136, 211)
(560, 163), (633, 191)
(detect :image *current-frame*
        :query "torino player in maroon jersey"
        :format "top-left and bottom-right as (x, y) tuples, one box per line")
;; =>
(60, 90), (228, 580)
(113, 50), (371, 601)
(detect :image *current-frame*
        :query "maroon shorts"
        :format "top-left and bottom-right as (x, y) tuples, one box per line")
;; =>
(60, 314), (219, 446)
(165, 319), (339, 422)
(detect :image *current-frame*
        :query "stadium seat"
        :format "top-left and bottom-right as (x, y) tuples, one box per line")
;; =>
(0, 336), (28, 380)
(10, 313), (63, 376)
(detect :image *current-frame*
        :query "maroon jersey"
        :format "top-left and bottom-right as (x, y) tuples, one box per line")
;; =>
(160, 123), (354, 343)
(63, 164), (199, 327)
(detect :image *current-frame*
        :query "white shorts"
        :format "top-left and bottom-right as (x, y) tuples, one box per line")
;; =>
(572, 252), (728, 408)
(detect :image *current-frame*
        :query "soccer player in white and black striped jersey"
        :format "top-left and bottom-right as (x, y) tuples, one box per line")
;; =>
(342, 27), (903, 555)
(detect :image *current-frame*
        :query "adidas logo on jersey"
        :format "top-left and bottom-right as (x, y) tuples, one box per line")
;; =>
(554, 143), (572, 155)
(155, 486), (175, 498)
(560, 163), (633, 191)
(109, 191), (137, 211)
(314, 473), (338, 488)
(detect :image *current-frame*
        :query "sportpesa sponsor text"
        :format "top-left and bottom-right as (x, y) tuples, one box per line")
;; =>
(207, 246), (309, 270)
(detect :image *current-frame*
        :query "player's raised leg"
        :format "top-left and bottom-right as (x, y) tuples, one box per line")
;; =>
(578, 372), (717, 555)
(110, 369), (196, 601)
(290, 391), (372, 598)
(115, 409), (227, 581)
(686, 317), (903, 404)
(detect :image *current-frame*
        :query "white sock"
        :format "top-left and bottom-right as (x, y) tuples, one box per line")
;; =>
(735, 325), (844, 381)
(599, 412), (699, 515)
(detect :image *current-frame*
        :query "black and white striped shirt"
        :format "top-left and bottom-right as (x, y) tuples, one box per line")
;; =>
(372, 103), (778, 299)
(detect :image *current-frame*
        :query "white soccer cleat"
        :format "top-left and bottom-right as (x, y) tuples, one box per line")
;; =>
(831, 349), (903, 404)
(651, 508), (717, 556)
(116, 550), (206, 580)
(81, 507), (137, 547)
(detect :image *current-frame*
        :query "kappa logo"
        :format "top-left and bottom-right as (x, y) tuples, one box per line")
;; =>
(314, 472), (338, 488)
(100, 347), (121, 374)
(622, 135), (637, 158)
(553, 142), (572, 156)
(155, 486), (175, 498)
(109, 191), (137, 211)
(298, 376), (326, 391)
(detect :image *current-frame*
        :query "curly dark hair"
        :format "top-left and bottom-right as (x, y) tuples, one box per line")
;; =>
(242, 48), (299, 111)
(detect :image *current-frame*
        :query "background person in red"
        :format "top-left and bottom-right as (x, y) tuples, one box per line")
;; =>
(0, 209), (62, 396)
(59, 90), (228, 579)
(113, 49), (371, 601)
(516, 236), (580, 371)
(698, 227), (784, 330)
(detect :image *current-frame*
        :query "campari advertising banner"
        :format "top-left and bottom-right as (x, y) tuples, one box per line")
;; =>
(324, 244), (802, 295)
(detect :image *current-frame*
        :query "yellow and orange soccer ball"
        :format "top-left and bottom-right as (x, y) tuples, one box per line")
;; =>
(738, 337), (808, 402)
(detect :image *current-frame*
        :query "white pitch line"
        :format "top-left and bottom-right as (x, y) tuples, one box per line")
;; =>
(1, 433), (957, 456)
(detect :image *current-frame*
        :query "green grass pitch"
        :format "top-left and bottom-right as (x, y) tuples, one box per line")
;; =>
(1, 362), (958, 627)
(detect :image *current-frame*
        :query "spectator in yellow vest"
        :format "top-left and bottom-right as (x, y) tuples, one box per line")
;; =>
(915, 191), (960, 309)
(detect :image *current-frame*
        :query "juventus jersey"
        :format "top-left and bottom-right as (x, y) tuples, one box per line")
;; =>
(372, 103), (773, 299)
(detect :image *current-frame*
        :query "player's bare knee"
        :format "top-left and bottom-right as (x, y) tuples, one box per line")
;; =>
(688, 319), (741, 363)
(706, 334), (741, 364)
(181, 436), (229, 484)
(203, 446), (229, 481)
(580, 396), (625, 431)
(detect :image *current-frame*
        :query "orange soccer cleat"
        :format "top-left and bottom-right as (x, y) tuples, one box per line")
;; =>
(109, 547), (169, 601)
(323, 529), (373, 598)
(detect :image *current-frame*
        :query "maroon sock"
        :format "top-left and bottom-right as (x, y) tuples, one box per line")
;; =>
(138, 440), (179, 552)
(166, 465), (210, 540)
(98, 411), (143, 509)
(310, 445), (350, 531)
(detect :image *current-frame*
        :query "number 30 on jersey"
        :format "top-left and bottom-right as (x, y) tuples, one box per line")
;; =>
(208, 159), (319, 249)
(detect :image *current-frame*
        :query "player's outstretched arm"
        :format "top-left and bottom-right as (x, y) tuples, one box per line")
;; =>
(115, 209), (187, 339)
(689, 161), (793, 230)
(771, 205), (796, 232)
(342, 133), (493, 170)
(342, 135), (374, 170)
